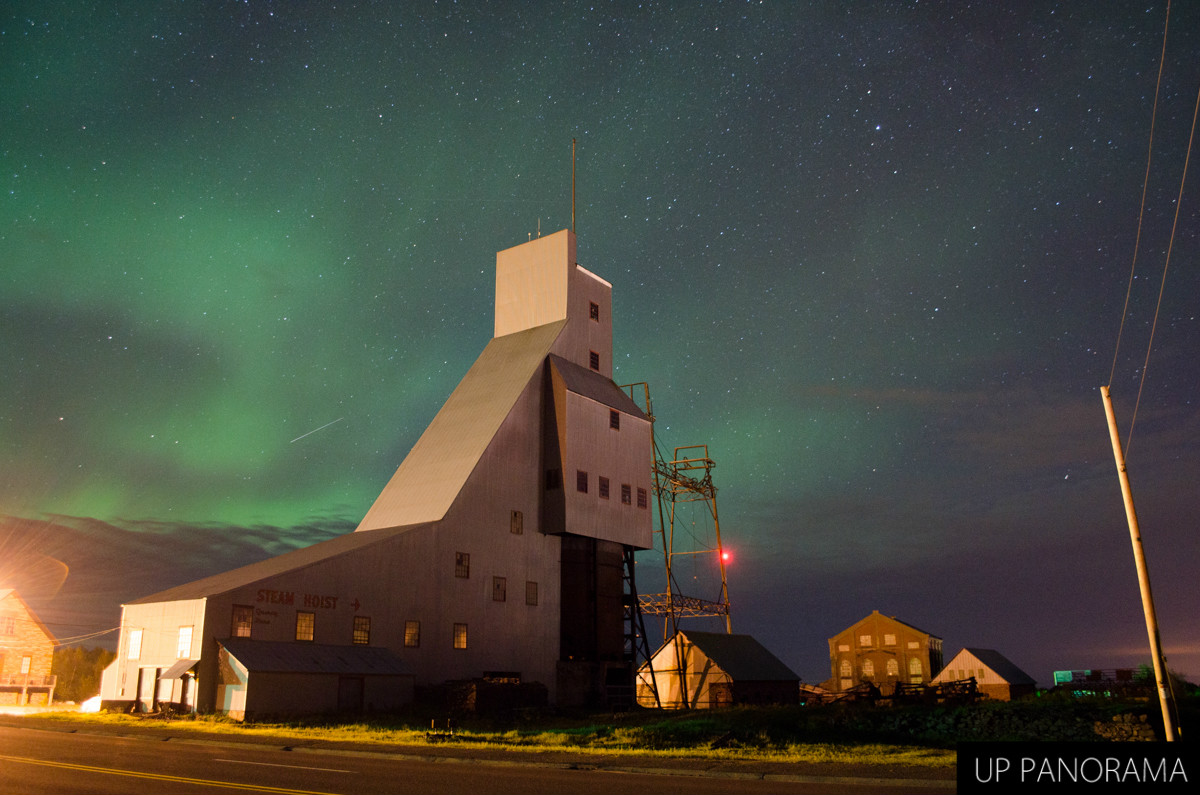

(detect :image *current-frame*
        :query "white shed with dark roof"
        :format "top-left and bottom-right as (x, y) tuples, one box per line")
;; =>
(637, 630), (800, 709)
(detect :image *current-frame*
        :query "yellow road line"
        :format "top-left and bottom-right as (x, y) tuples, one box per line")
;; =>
(0, 754), (342, 795)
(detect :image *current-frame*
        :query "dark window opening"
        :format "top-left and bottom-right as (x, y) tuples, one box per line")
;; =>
(510, 509), (523, 534)
(352, 616), (371, 645)
(598, 476), (610, 499)
(455, 552), (470, 578)
(576, 470), (588, 493)
(526, 581), (539, 606)
(637, 487), (648, 509)
(493, 576), (507, 602)
(589, 350), (600, 371)
(589, 301), (600, 321)
(621, 484), (632, 505)
(232, 605), (253, 638)
(609, 410), (620, 430)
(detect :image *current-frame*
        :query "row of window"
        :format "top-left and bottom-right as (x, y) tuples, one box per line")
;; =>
(575, 471), (648, 507)
(451, 554), (539, 604)
(227, 606), (507, 650)
(842, 634), (921, 650)
(838, 657), (924, 678)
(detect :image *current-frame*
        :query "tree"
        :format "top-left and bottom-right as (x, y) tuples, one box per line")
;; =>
(51, 646), (116, 703)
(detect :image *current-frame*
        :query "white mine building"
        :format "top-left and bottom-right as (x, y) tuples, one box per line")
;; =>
(100, 229), (655, 717)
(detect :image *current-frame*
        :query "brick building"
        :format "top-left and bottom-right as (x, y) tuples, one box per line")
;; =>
(0, 589), (57, 705)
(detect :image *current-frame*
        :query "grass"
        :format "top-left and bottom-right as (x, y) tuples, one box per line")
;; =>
(21, 706), (957, 768)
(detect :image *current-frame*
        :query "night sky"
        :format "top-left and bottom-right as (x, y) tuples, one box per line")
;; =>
(3, 2), (1198, 686)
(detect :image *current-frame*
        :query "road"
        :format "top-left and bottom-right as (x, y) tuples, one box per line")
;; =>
(0, 725), (951, 794)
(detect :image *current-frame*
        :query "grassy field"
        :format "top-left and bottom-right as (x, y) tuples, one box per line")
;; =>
(23, 706), (958, 768)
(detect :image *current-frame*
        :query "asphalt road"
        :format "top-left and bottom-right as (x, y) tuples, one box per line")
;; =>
(0, 723), (953, 794)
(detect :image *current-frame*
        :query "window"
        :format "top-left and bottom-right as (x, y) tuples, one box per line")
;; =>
(909, 657), (923, 680)
(576, 470), (588, 493)
(589, 301), (599, 321)
(859, 634), (873, 647)
(404, 620), (420, 648)
(862, 659), (875, 680)
(526, 581), (538, 606)
(886, 659), (899, 677)
(621, 484), (632, 505)
(453, 623), (468, 650)
(839, 659), (852, 677)
(588, 350), (600, 371)
(232, 605), (253, 638)
(455, 552), (470, 578)
(493, 576), (507, 602)
(837, 643), (850, 652)
(177, 626), (193, 659)
(884, 633), (897, 646)
(127, 629), (143, 660)
(20, 656), (32, 675)
(353, 616), (371, 645)
(1, 616), (14, 635)
(296, 611), (315, 642)
(545, 468), (562, 490)
(609, 410), (620, 430)
(510, 509), (523, 534)
(598, 476), (610, 499)
(636, 487), (648, 508)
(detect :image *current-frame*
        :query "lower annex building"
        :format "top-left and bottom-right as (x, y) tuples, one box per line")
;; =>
(100, 229), (654, 717)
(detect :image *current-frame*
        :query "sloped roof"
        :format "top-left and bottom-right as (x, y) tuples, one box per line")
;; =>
(356, 320), (566, 531)
(960, 648), (1035, 685)
(679, 631), (799, 682)
(0, 588), (58, 644)
(839, 610), (941, 640)
(127, 525), (418, 604)
(221, 639), (411, 676)
(547, 354), (648, 419)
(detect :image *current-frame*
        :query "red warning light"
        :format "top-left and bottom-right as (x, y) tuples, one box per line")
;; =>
(721, 551), (732, 563)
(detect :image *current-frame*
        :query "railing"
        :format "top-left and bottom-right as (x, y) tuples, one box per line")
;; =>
(0, 674), (57, 688)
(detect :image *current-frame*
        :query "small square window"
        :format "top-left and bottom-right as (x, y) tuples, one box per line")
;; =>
(231, 605), (253, 638)
(636, 487), (648, 509)
(545, 468), (562, 490)
(589, 301), (600, 321)
(598, 476), (610, 499)
(453, 623), (468, 650)
(576, 470), (588, 493)
(884, 633), (897, 646)
(296, 611), (315, 642)
(510, 509), (523, 534)
(621, 484), (632, 505)
(859, 634), (872, 647)
(493, 576), (507, 602)
(609, 410), (620, 430)
(404, 620), (421, 648)
(455, 552), (470, 578)
(589, 350), (600, 371)
(526, 581), (538, 606)
(353, 616), (371, 645)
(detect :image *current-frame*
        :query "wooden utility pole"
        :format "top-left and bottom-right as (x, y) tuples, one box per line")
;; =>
(1101, 385), (1178, 741)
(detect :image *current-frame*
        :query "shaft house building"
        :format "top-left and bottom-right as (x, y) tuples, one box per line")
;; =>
(101, 229), (653, 717)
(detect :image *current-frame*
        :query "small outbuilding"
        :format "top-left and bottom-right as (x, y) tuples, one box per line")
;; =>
(933, 648), (1035, 701)
(636, 630), (799, 709)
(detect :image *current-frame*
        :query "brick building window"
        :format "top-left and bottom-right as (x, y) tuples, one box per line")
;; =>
(404, 620), (420, 648)
(576, 470), (588, 493)
(353, 616), (371, 645)
(296, 611), (315, 642)
(453, 623), (468, 650)
(598, 476), (610, 499)
(621, 484), (632, 505)
(455, 552), (470, 578)
(1, 616), (15, 635)
(493, 576), (507, 602)
(232, 605), (253, 638)
(526, 581), (538, 606)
